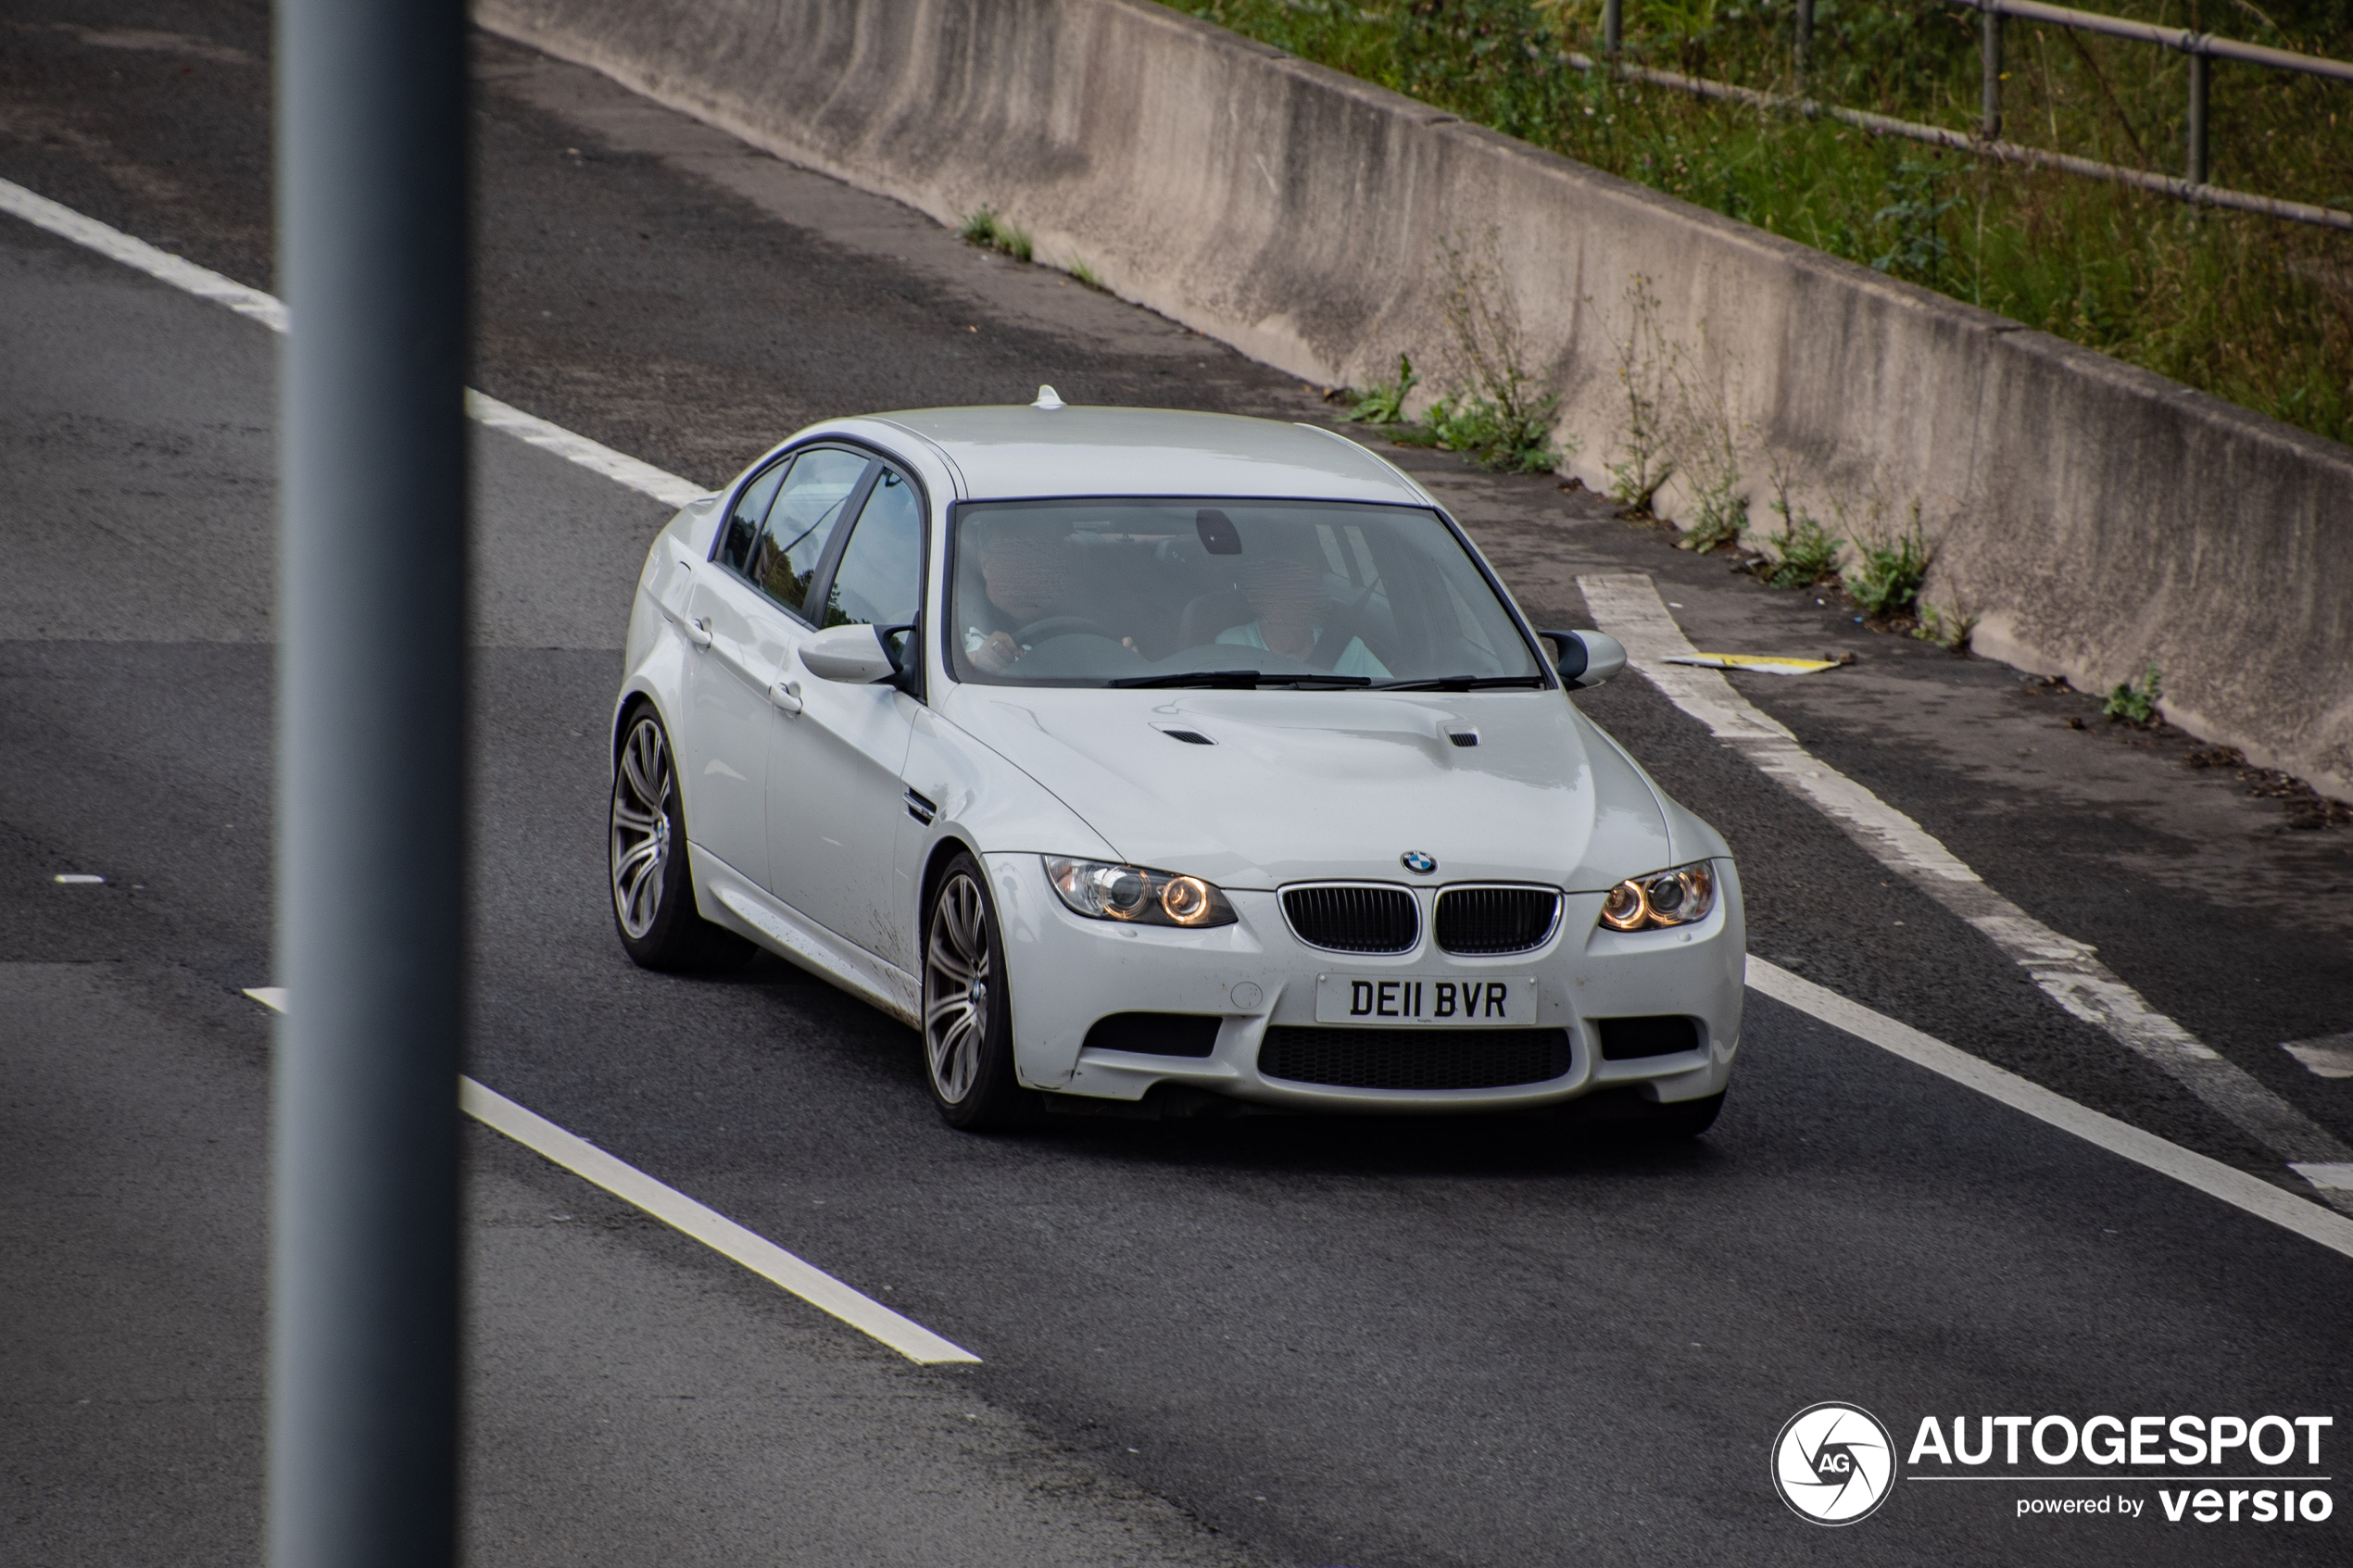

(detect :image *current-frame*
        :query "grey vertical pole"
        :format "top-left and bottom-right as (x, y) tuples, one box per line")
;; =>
(1796, 0), (1814, 69)
(270, 0), (468, 1564)
(2186, 47), (2210, 185)
(1604, 0), (1623, 56)
(1982, 1), (2004, 139)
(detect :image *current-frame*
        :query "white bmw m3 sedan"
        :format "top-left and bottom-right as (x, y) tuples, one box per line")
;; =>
(609, 394), (1744, 1132)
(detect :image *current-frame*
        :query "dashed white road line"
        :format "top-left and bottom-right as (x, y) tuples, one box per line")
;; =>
(1746, 959), (2353, 1261)
(239, 988), (977, 1364)
(0, 175), (711, 510)
(458, 1077), (981, 1364)
(1582, 571), (2353, 1210)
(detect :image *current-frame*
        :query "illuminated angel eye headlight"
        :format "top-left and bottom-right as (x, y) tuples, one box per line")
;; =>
(1596, 861), (1718, 932)
(1599, 881), (1649, 931)
(1044, 858), (1238, 928)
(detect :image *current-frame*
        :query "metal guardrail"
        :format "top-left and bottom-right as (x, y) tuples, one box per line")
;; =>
(1588, 0), (2353, 230)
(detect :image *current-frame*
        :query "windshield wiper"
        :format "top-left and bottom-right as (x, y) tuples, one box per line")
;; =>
(1108, 669), (1267, 689)
(1369, 674), (1551, 692)
(1107, 669), (1373, 689)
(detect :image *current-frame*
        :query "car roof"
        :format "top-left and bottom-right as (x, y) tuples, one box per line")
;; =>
(855, 404), (1429, 506)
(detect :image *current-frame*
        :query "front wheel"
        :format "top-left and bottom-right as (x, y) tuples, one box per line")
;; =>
(922, 853), (1032, 1130)
(610, 707), (753, 972)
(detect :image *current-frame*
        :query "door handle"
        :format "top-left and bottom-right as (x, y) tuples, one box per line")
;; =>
(768, 680), (803, 716)
(683, 616), (714, 649)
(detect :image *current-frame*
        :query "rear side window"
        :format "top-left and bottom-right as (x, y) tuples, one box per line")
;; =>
(718, 458), (788, 573)
(748, 447), (870, 619)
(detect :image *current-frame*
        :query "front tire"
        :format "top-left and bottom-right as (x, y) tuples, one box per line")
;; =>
(610, 707), (752, 972)
(922, 853), (1031, 1130)
(1561, 1086), (1726, 1140)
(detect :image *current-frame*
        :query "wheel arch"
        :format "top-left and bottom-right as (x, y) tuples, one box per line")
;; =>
(610, 684), (665, 770)
(917, 833), (990, 931)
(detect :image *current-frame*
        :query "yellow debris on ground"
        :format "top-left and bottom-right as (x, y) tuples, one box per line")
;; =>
(1663, 653), (1843, 675)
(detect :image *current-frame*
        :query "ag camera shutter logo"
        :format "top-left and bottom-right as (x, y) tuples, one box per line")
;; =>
(1773, 1402), (1897, 1524)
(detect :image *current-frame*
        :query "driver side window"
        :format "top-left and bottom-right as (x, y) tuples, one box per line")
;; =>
(824, 467), (925, 664)
(746, 447), (871, 620)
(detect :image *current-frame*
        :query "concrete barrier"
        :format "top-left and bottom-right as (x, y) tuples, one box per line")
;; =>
(477, 0), (2353, 797)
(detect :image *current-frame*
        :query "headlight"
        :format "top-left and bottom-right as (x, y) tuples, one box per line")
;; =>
(1597, 861), (1717, 932)
(1044, 857), (1238, 928)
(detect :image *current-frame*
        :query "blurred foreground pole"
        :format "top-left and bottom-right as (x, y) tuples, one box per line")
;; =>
(271, 1), (468, 1565)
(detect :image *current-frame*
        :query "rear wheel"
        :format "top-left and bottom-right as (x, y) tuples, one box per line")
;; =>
(610, 707), (752, 972)
(922, 853), (1032, 1130)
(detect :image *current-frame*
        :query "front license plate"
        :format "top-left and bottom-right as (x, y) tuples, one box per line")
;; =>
(1315, 974), (1537, 1026)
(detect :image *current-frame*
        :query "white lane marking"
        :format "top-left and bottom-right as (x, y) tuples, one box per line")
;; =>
(0, 176), (289, 331)
(464, 389), (710, 508)
(458, 1077), (981, 1365)
(0, 176), (711, 511)
(2284, 1035), (2353, 1080)
(1581, 571), (2353, 1207)
(2291, 1163), (2353, 1192)
(1748, 958), (2353, 1262)
(54, 873), (107, 884)
(239, 988), (976, 1364)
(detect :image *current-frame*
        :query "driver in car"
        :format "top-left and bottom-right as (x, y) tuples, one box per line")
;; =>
(1214, 532), (1390, 678)
(962, 520), (1083, 674)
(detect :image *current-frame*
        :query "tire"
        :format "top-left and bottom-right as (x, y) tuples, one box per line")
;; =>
(921, 852), (1033, 1131)
(1642, 1090), (1725, 1138)
(1561, 1086), (1726, 1140)
(609, 706), (753, 973)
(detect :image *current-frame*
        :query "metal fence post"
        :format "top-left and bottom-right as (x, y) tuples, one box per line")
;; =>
(1604, 0), (1623, 56)
(2186, 46), (2210, 184)
(1982, 1), (2005, 138)
(270, 0), (468, 1565)
(1796, 0), (1815, 68)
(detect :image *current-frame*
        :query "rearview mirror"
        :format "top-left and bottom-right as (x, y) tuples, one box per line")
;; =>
(799, 622), (898, 684)
(1537, 628), (1626, 690)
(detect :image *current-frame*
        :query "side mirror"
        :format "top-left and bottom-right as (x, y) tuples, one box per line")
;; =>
(1537, 628), (1627, 690)
(800, 622), (899, 684)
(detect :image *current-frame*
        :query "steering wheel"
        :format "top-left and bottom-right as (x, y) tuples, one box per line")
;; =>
(1015, 616), (1118, 645)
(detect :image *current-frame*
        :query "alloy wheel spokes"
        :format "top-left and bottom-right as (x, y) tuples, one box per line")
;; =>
(610, 719), (672, 939)
(925, 873), (992, 1103)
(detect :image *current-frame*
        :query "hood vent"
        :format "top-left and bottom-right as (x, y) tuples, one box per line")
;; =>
(1281, 884), (1417, 953)
(1159, 727), (1214, 746)
(1435, 885), (1561, 955)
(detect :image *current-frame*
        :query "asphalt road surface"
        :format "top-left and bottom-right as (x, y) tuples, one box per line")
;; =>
(6, 10), (2352, 1568)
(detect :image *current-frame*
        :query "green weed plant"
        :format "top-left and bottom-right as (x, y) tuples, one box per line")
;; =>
(958, 207), (1033, 263)
(1844, 517), (1931, 618)
(2105, 660), (2164, 722)
(1343, 353), (1421, 424)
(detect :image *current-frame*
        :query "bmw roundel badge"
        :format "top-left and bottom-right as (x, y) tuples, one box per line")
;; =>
(1400, 850), (1437, 875)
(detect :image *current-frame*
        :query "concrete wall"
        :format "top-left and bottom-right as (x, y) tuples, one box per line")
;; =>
(476, 0), (2353, 797)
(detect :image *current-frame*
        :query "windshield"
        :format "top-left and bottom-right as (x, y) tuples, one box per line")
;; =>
(947, 498), (1547, 689)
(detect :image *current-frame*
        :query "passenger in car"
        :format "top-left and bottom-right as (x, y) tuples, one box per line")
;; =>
(1214, 532), (1390, 677)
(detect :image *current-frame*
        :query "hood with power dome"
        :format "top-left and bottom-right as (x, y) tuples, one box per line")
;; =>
(939, 685), (1678, 892)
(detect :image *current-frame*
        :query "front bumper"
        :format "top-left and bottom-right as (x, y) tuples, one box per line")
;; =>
(984, 853), (1744, 1114)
